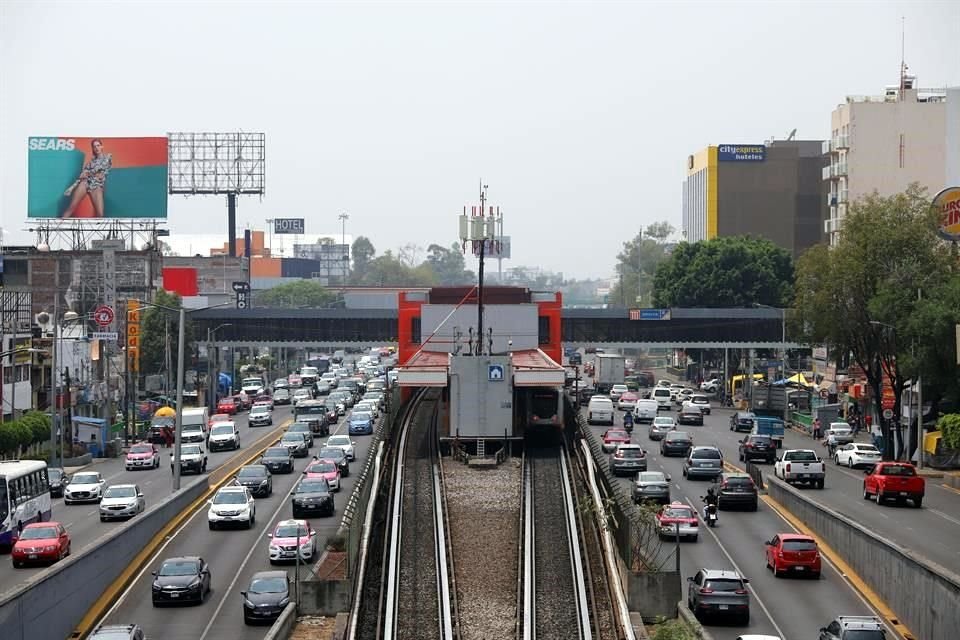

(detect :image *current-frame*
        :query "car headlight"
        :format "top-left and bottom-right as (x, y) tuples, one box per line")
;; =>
(279, 597), (290, 607)
(269, 545), (280, 552)
(189, 578), (202, 590)
(259, 479), (269, 486)
(44, 545), (58, 552)
(300, 541), (312, 550)
(152, 583), (162, 591)
(243, 598), (255, 609)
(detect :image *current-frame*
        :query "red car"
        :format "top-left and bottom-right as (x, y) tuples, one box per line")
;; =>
(254, 394), (274, 409)
(863, 462), (925, 507)
(655, 502), (699, 541)
(764, 533), (821, 578)
(217, 398), (238, 415)
(11, 522), (71, 567)
(602, 428), (631, 453)
(304, 459), (341, 492)
(209, 413), (232, 427)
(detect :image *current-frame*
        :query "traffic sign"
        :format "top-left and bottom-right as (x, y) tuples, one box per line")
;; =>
(882, 408), (894, 420)
(629, 308), (671, 321)
(92, 332), (118, 341)
(93, 305), (115, 327)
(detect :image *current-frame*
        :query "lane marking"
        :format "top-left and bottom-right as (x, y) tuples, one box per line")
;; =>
(935, 483), (960, 497)
(762, 494), (915, 640)
(681, 495), (787, 639)
(198, 466), (304, 640)
(927, 508), (960, 527)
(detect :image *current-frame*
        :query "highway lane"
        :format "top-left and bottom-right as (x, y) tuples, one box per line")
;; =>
(0, 404), (294, 593)
(584, 403), (899, 640)
(99, 408), (377, 640)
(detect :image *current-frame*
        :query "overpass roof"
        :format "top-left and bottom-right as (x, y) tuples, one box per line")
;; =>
(397, 349), (565, 388)
(192, 306), (785, 320)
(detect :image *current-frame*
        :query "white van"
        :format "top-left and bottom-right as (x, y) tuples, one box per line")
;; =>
(587, 396), (615, 426)
(180, 407), (210, 444)
(652, 387), (673, 411)
(633, 399), (659, 423)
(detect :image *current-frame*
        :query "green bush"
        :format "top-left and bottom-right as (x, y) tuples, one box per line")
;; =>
(20, 411), (51, 444)
(651, 618), (696, 640)
(938, 414), (960, 451)
(325, 534), (346, 552)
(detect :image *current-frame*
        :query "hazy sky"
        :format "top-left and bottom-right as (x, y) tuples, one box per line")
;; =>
(2, 1), (958, 279)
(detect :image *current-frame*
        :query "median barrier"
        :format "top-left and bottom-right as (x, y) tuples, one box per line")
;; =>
(766, 474), (960, 640)
(262, 602), (297, 640)
(0, 477), (208, 640)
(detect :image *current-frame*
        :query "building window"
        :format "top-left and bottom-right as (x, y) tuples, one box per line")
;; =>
(411, 317), (421, 344)
(538, 316), (550, 345)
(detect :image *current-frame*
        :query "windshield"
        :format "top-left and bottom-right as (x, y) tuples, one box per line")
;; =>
(265, 447), (289, 458)
(211, 425), (234, 435)
(692, 449), (721, 459)
(617, 448), (643, 458)
(606, 430), (628, 439)
(48, 469), (63, 480)
(251, 406), (269, 414)
(724, 476), (753, 486)
(653, 418), (674, 427)
(249, 577), (287, 594)
(320, 448), (343, 459)
(328, 436), (350, 446)
(20, 526), (59, 540)
(663, 507), (693, 518)
(308, 462), (336, 473)
(130, 444), (153, 453)
(181, 445), (201, 455)
(183, 424), (202, 432)
(275, 523), (309, 538)
(855, 445), (880, 453)
(214, 491), (247, 504)
(298, 480), (328, 493)
(351, 412), (373, 421)
(666, 433), (690, 442)
(298, 405), (325, 415)
(159, 560), (200, 576)
(881, 465), (916, 476)
(748, 436), (771, 444)
(703, 578), (743, 591)
(238, 467), (266, 478)
(104, 486), (137, 498)
(786, 451), (817, 461)
(72, 473), (100, 484)
(281, 435), (304, 444)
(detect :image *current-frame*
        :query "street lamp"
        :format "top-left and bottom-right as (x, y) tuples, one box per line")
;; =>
(207, 324), (232, 414)
(136, 299), (232, 491)
(338, 212), (350, 292)
(755, 303), (787, 424)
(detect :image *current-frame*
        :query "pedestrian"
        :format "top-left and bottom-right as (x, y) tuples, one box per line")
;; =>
(812, 417), (822, 440)
(870, 420), (882, 452)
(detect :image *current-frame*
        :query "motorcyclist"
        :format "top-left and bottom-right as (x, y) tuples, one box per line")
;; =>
(623, 411), (634, 433)
(701, 485), (719, 523)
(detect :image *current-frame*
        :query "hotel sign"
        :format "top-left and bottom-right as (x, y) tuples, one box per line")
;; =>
(717, 144), (766, 162)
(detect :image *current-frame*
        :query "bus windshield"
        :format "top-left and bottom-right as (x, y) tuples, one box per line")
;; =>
(0, 482), (7, 523)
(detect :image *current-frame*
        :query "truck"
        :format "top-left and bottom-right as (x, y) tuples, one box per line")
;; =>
(751, 382), (810, 417)
(862, 462), (924, 507)
(752, 416), (786, 449)
(593, 353), (625, 394)
(774, 449), (825, 488)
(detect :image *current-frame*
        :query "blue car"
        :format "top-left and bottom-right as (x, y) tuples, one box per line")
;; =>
(348, 412), (374, 435)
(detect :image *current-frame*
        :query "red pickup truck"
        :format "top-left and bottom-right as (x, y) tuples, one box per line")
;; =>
(863, 462), (924, 508)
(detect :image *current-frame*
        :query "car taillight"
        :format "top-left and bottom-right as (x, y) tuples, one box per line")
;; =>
(720, 481), (729, 489)
(735, 589), (749, 595)
(690, 520), (698, 527)
(699, 588), (713, 594)
(785, 463), (791, 472)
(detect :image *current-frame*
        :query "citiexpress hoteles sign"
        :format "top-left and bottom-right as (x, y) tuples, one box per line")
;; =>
(717, 144), (765, 162)
(934, 186), (960, 242)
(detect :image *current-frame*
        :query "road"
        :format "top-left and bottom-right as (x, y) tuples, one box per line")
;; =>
(582, 401), (900, 640)
(98, 406), (377, 640)
(0, 404), (295, 595)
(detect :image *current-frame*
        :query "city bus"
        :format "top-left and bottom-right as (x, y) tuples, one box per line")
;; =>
(0, 460), (52, 550)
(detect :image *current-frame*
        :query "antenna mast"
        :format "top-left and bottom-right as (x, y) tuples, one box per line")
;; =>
(899, 16), (906, 94)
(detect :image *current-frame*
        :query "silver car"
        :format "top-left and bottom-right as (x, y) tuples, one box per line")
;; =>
(633, 471), (672, 505)
(687, 568), (750, 624)
(609, 444), (647, 476)
(682, 446), (723, 480)
(648, 416), (676, 441)
(99, 484), (145, 521)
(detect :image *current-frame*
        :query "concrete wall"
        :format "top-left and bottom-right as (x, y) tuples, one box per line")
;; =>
(0, 477), (208, 640)
(299, 579), (353, 616)
(449, 355), (514, 438)
(625, 571), (682, 623)
(767, 475), (960, 640)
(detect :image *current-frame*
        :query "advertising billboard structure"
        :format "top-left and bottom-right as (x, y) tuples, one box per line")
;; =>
(717, 144), (766, 162)
(28, 137), (168, 219)
(934, 186), (960, 242)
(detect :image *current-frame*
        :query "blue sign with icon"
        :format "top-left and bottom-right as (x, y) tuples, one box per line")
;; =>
(717, 144), (765, 162)
(488, 364), (505, 381)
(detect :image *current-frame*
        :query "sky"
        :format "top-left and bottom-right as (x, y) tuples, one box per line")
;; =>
(1, 1), (958, 280)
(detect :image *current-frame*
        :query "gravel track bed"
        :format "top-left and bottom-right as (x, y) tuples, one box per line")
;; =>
(442, 456), (522, 640)
(396, 398), (440, 640)
(531, 448), (579, 639)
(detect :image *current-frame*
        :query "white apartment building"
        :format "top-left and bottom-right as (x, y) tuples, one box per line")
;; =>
(823, 76), (960, 245)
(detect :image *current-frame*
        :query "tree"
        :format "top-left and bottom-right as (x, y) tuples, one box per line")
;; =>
(425, 243), (475, 285)
(351, 236), (376, 283)
(140, 290), (195, 376)
(793, 185), (954, 460)
(652, 236), (794, 308)
(255, 280), (337, 308)
(360, 251), (436, 287)
(609, 222), (676, 307)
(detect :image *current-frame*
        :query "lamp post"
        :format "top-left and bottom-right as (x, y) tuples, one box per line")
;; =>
(137, 299), (231, 491)
(338, 212), (350, 293)
(206, 324), (232, 414)
(755, 303), (788, 424)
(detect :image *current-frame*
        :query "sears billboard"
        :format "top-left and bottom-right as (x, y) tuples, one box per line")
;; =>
(27, 137), (168, 218)
(717, 144), (765, 162)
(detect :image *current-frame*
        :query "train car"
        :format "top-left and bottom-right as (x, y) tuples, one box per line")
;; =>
(518, 387), (564, 432)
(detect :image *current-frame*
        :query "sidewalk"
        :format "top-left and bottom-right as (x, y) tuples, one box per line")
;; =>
(64, 455), (114, 475)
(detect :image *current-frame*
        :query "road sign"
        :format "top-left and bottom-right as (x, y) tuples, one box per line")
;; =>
(488, 364), (505, 381)
(92, 332), (118, 341)
(93, 305), (115, 327)
(883, 408), (894, 420)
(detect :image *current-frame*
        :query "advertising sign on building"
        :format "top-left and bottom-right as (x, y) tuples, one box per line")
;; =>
(127, 300), (140, 372)
(27, 136), (168, 219)
(717, 144), (766, 162)
(934, 186), (960, 242)
(273, 218), (305, 235)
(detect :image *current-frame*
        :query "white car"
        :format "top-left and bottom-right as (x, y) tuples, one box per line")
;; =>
(64, 471), (106, 504)
(99, 484), (145, 521)
(834, 442), (882, 468)
(292, 388), (313, 406)
(354, 400), (379, 419)
(609, 384), (629, 403)
(208, 485), (256, 529)
(208, 422), (241, 451)
(325, 434), (356, 461)
(699, 378), (721, 393)
(268, 519), (318, 564)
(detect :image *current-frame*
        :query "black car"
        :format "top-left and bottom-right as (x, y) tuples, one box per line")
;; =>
(730, 411), (756, 433)
(242, 570), (291, 625)
(716, 472), (759, 511)
(260, 447), (295, 474)
(317, 446), (349, 478)
(739, 434), (775, 463)
(272, 388), (292, 405)
(287, 422), (315, 445)
(151, 556), (211, 606)
(660, 431), (693, 457)
(291, 477), (335, 518)
(48, 468), (69, 497)
(578, 387), (596, 406)
(280, 433), (310, 458)
(234, 465), (273, 498)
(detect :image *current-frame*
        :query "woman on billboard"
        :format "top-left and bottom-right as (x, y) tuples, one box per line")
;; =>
(61, 139), (112, 218)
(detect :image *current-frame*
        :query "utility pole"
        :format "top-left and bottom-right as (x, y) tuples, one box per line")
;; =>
(173, 307), (186, 491)
(49, 266), (59, 466)
(339, 212), (350, 295)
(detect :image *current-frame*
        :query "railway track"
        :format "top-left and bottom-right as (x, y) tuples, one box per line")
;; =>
(380, 388), (457, 640)
(522, 444), (592, 640)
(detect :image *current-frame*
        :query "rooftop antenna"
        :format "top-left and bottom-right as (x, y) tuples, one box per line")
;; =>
(786, 128), (797, 141)
(899, 16), (907, 97)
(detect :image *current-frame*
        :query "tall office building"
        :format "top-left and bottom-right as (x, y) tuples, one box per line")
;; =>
(682, 140), (827, 258)
(823, 76), (958, 245)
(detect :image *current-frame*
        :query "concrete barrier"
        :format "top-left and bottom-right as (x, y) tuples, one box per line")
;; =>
(677, 601), (715, 640)
(766, 474), (960, 640)
(263, 602), (297, 640)
(0, 477), (208, 640)
(62, 453), (93, 468)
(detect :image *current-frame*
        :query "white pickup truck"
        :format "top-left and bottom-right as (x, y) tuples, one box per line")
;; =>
(774, 449), (825, 489)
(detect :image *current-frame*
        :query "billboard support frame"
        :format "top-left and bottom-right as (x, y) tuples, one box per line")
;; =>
(26, 219), (167, 253)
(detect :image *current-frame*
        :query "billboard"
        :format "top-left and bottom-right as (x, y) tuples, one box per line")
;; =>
(934, 186), (960, 242)
(273, 218), (305, 234)
(27, 137), (168, 219)
(717, 144), (766, 162)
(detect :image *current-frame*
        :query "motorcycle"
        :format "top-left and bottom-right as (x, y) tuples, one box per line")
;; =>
(623, 413), (634, 434)
(702, 501), (718, 527)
